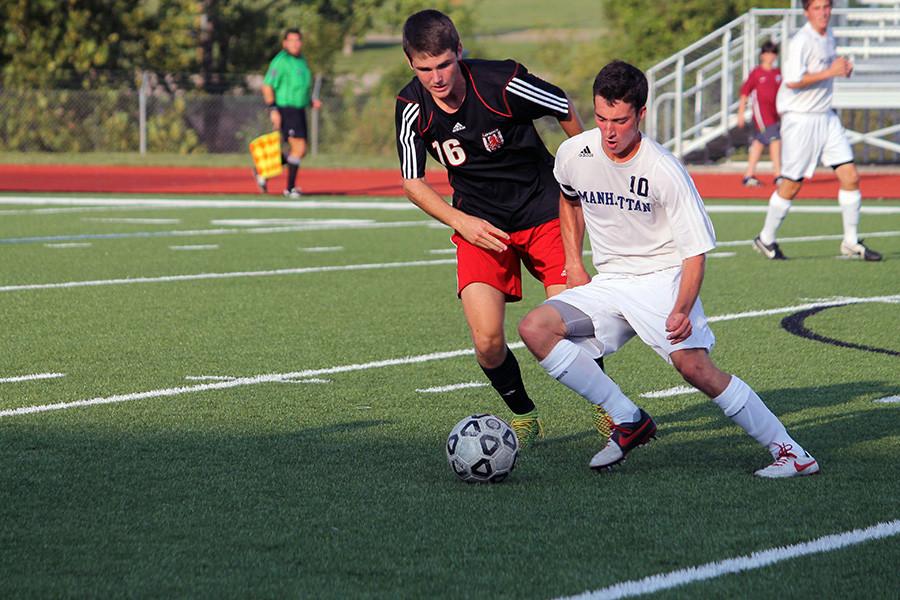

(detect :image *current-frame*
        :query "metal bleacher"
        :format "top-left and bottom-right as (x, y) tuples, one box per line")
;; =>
(645, 1), (900, 163)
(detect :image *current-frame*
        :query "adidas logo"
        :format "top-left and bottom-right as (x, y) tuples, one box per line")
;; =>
(578, 146), (593, 157)
(452, 122), (466, 132)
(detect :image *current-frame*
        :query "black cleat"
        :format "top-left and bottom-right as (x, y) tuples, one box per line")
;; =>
(589, 408), (656, 471)
(753, 236), (787, 260)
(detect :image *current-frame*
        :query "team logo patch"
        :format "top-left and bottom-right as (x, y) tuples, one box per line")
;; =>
(482, 129), (504, 152)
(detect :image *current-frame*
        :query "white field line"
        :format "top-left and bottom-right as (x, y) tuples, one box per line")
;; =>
(2, 292), (898, 419)
(2, 195), (900, 213)
(44, 242), (92, 248)
(6, 230), (900, 294)
(169, 244), (219, 251)
(83, 217), (181, 224)
(640, 385), (699, 399)
(707, 251), (736, 258)
(708, 294), (900, 323)
(210, 218), (365, 226)
(716, 229), (900, 247)
(0, 219), (433, 245)
(300, 246), (343, 253)
(0, 258), (457, 293)
(0, 205), (200, 216)
(428, 248), (457, 254)
(0, 196), (418, 211)
(0, 372), (66, 384)
(874, 395), (900, 403)
(416, 382), (489, 393)
(557, 519), (900, 600)
(0, 347), (483, 418)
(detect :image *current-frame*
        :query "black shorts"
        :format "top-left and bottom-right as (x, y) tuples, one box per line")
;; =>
(751, 122), (780, 146)
(278, 106), (308, 140)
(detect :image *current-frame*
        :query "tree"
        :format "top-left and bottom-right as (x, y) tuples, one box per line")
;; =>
(0, 0), (198, 89)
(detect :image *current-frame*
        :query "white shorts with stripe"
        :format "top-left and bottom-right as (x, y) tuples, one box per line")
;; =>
(548, 266), (716, 364)
(780, 111), (854, 180)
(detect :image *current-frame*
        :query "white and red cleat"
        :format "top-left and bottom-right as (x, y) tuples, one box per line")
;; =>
(754, 443), (820, 478)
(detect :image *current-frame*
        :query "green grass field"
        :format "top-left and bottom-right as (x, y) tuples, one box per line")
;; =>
(1, 193), (898, 598)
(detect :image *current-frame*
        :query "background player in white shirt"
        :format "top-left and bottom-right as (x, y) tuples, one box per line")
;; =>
(518, 61), (819, 478)
(753, 0), (881, 261)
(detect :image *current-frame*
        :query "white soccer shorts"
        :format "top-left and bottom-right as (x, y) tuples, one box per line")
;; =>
(548, 266), (715, 364)
(780, 111), (854, 180)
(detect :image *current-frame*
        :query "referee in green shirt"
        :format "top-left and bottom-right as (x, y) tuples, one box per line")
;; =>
(260, 28), (321, 198)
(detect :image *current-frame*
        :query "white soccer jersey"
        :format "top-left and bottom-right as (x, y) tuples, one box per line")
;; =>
(554, 129), (716, 277)
(777, 22), (837, 114)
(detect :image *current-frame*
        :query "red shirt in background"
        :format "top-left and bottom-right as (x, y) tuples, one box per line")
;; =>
(740, 67), (782, 130)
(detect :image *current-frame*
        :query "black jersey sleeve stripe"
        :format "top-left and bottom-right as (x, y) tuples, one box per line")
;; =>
(560, 182), (579, 199)
(399, 102), (421, 179)
(506, 78), (568, 114)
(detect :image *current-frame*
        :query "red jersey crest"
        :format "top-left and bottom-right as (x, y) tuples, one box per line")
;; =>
(481, 129), (504, 152)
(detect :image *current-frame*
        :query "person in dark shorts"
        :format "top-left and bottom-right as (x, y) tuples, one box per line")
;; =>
(260, 28), (321, 198)
(737, 40), (782, 187)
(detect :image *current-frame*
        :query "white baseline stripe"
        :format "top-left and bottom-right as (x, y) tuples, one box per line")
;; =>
(8, 232), (899, 294)
(0, 258), (456, 293)
(0, 372), (66, 384)
(640, 385), (698, 399)
(0, 219), (431, 245)
(0, 347), (487, 417)
(708, 294), (900, 323)
(717, 229), (900, 248)
(0, 196), (420, 210)
(2, 292), (898, 419)
(416, 382), (488, 393)
(558, 519), (900, 600)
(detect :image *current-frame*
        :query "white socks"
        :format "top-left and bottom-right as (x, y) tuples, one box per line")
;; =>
(539, 339), (639, 424)
(759, 192), (792, 245)
(838, 188), (862, 246)
(714, 375), (802, 457)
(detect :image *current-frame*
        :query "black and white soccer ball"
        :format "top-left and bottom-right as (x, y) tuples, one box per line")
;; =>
(446, 413), (518, 483)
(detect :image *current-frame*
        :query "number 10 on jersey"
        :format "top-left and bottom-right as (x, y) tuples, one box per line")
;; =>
(432, 139), (467, 166)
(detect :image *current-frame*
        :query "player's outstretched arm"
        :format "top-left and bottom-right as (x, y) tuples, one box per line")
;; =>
(666, 253), (706, 344)
(402, 178), (510, 253)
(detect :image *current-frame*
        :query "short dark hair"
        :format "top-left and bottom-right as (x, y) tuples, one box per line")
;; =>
(592, 61), (648, 111)
(761, 40), (779, 55)
(803, 0), (830, 9)
(284, 28), (302, 40)
(402, 10), (460, 58)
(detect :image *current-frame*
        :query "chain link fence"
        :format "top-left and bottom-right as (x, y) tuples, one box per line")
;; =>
(0, 70), (382, 158)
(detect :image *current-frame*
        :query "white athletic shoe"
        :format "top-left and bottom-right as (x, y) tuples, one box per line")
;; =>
(283, 187), (302, 199)
(754, 444), (820, 478)
(840, 240), (882, 262)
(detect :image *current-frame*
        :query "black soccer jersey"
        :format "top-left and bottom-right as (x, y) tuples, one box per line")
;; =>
(395, 59), (569, 232)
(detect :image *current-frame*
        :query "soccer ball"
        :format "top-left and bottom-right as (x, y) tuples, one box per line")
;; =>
(446, 413), (518, 483)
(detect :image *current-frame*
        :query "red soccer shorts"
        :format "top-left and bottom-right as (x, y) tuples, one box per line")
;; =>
(452, 218), (567, 302)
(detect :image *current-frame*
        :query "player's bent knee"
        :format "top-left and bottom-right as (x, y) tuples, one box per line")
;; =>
(672, 351), (713, 385)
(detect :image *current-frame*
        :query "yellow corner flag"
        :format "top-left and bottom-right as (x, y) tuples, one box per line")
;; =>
(249, 131), (283, 179)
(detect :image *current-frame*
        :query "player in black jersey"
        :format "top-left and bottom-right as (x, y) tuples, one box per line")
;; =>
(395, 10), (609, 447)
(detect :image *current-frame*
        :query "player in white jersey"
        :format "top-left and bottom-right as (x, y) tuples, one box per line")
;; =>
(753, 0), (881, 261)
(517, 61), (819, 478)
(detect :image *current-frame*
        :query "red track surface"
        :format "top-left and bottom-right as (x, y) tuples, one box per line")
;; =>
(1, 164), (898, 199)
